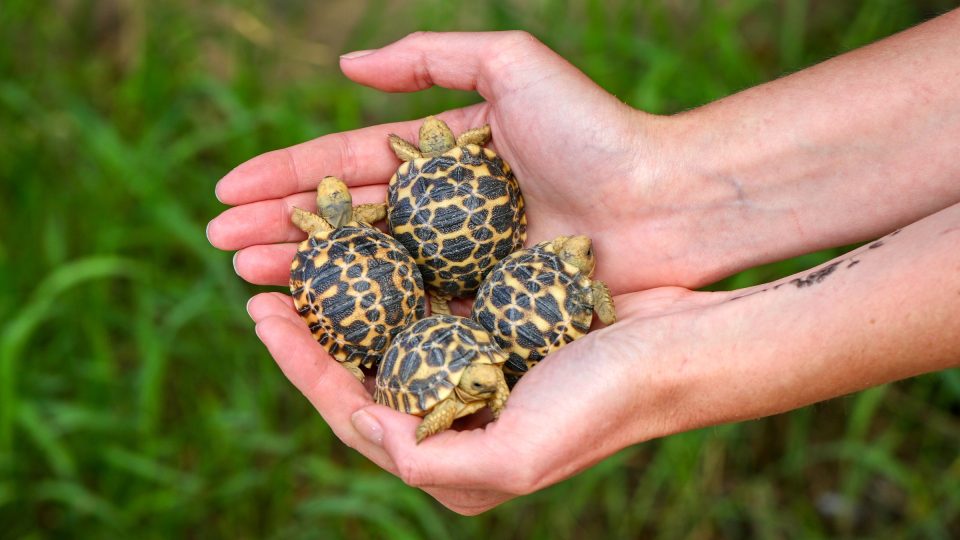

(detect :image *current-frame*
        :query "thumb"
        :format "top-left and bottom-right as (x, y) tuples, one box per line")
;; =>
(338, 30), (562, 99)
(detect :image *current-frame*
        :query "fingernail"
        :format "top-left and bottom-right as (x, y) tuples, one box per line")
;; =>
(245, 296), (255, 319)
(205, 220), (214, 243)
(232, 251), (240, 275)
(214, 182), (225, 204)
(340, 49), (375, 60)
(254, 321), (263, 341)
(351, 409), (384, 446)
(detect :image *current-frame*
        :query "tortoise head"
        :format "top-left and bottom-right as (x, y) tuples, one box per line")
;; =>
(551, 235), (596, 277)
(418, 116), (457, 157)
(315, 176), (353, 228)
(458, 362), (505, 401)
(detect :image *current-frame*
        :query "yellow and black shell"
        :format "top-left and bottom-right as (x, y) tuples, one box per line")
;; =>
(387, 145), (526, 298)
(374, 314), (505, 415)
(471, 240), (593, 384)
(290, 225), (426, 371)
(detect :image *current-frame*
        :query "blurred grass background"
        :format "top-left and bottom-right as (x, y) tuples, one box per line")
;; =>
(2, 0), (959, 537)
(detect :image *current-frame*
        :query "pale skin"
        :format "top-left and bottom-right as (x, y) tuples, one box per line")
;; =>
(207, 10), (960, 515)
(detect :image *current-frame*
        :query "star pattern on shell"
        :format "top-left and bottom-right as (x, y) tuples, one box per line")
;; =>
(471, 240), (601, 384)
(388, 139), (526, 301)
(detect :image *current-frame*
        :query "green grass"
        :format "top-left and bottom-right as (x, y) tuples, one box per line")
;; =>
(2, 0), (958, 538)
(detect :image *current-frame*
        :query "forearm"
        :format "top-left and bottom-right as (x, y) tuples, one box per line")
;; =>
(656, 8), (960, 285)
(657, 202), (960, 437)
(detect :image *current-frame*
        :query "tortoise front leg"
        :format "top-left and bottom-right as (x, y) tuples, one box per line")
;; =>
(416, 397), (491, 443)
(488, 371), (510, 419)
(388, 134), (423, 161)
(291, 207), (332, 234)
(455, 125), (491, 147)
(353, 203), (387, 225)
(591, 280), (616, 325)
(416, 399), (458, 443)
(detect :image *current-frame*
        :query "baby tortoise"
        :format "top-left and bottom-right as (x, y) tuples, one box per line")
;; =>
(290, 176), (426, 381)
(386, 116), (526, 315)
(374, 314), (510, 443)
(471, 235), (615, 385)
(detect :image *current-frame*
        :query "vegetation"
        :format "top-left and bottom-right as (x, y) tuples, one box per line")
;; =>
(2, 0), (957, 537)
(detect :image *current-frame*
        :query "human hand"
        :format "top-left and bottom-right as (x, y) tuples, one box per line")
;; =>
(206, 31), (708, 295)
(245, 285), (730, 515)
(245, 201), (960, 515)
(210, 14), (960, 294)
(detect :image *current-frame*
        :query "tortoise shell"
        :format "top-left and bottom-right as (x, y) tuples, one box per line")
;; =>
(290, 225), (426, 371)
(471, 240), (593, 382)
(374, 314), (505, 416)
(387, 144), (526, 298)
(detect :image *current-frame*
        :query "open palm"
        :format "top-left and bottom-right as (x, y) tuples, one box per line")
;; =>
(207, 31), (674, 294)
(205, 31), (714, 515)
(245, 284), (729, 515)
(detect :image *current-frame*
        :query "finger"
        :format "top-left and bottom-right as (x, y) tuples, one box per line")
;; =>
(254, 314), (399, 474)
(207, 184), (387, 251)
(215, 104), (487, 206)
(233, 243), (298, 286)
(362, 403), (526, 492)
(340, 31), (555, 100)
(363, 334), (638, 493)
(246, 292), (297, 324)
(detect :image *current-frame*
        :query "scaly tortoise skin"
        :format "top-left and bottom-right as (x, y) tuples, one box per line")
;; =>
(386, 116), (526, 315)
(471, 235), (616, 385)
(374, 314), (509, 443)
(289, 177), (426, 382)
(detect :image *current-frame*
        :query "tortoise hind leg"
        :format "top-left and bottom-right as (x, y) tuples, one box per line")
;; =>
(591, 280), (616, 325)
(429, 291), (453, 316)
(341, 361), (365, 383)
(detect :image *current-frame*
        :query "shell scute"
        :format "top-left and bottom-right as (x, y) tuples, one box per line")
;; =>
(374, 315), (506, 415)
(471, 241), (595, 382)
(290, 225), (426, 371)
(388, 145), (526, 297)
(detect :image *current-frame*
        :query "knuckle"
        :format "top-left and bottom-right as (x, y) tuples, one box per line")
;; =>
(280, 148), (303, 192)
(403, 30), (436, 44)
(500, 30), (538, 49)
(411, 55), (434, 90)
(443, 502), (486, 516)
(506, 471), (538, 496)
(336, 430), (361, 451)
(396, 455), (430, 488)
(331, 132), (359, 182)
(304, 359), (336, 395)
(488, 443), (539, 495)
(484, 31), (542, 84)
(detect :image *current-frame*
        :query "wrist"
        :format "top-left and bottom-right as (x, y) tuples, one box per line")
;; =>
(619, 287), (796, 444)
(638, 207), (960, 438)
(625, 111), (775, 289)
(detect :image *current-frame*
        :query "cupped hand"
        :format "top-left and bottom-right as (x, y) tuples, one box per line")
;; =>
(207, 31), (689, 294)
(246, 286), (731, 515)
